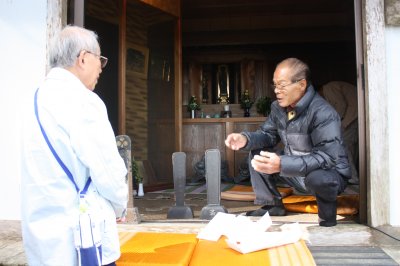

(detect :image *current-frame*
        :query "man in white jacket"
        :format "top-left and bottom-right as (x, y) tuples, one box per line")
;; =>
(20, 25), (128, 265)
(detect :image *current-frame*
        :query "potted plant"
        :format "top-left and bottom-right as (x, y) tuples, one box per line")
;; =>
(132, 158), (144, 196)
(240, 89), (254, 117)
(188, 95), (201, 118)
(256, 96), (273, 116)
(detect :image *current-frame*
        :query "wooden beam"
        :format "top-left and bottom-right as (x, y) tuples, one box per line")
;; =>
(183, 27), (355, 47)
(118, 0), (127, 134)
(182, 0), (352, 19)
(182, 13), (351, 33)
(139, 0), (180, 17)
(74, 0), (85, 26)
(175, 12), (183, 152)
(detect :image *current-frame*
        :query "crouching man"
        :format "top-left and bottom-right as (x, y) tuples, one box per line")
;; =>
(225, 58), (351, 227)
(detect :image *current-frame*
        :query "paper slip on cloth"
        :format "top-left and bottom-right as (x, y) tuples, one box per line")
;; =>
(221, 185), (359, 215)
(117, 232), (315, 266)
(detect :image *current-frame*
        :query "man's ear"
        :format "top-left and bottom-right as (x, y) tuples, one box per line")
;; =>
(299, 79), (307, 91)
(76, 50), (86, 68)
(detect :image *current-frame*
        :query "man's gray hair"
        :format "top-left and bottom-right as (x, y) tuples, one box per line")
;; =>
(49, 25), (100, 68)
(277, 58), (311, 84)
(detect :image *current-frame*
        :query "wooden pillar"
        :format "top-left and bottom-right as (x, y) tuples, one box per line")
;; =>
(176, 17), (183, 151)
(118, 0), (127, 134)
(46, 0), (67, 73)
(364, 0), (389, 226)
(73, 0), (84, 27)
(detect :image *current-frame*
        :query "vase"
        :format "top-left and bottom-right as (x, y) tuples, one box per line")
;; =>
(138, 183), (144, 197)
(190, 110), (195, 119)
(244, 108), (250, 117)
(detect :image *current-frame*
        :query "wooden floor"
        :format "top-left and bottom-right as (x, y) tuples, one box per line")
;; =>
(134, 183), (360, 222)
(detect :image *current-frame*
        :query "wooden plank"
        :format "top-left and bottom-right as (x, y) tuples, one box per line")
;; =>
(118, 0), (127, 134)
(139, 0), (180, 17)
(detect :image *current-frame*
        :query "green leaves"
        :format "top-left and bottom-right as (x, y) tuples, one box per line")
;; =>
(188, 95), (201, 111)
(240, 89), (254, 109)
(256, 96), (272, 116)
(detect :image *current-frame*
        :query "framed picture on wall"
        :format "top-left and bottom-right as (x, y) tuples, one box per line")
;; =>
(126, 44), (149, 78)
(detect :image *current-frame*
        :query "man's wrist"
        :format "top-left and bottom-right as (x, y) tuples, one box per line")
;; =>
(241, 133), (250, 146)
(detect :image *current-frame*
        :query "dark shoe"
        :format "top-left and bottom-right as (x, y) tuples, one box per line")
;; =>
(319, 219), (337, 227)
(246, 205), (286, 216)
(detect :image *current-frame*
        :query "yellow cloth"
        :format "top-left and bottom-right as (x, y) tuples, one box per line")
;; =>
(117, 232), (316, 266)
(189, 236), (315, 266)
(117, 232), (198, 266)
(221, 185), (359, 215)
(221, 186), (293, 201)
(283, 194), (359, 215)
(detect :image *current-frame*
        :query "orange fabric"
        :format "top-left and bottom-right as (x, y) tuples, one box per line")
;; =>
(117, 232), (198, 266)
(220, 192), (255, 201)
(189, 236), (315, 266)
(119, 231), (138, 246)
(221, 186), (293, 201)
(221, 185), (359, 215)
(283, 194), (359, 215)
(228, 185), (254, 193)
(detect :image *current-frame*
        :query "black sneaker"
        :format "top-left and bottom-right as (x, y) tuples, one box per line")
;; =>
(246, 205), (286, 216)
(319, 220), (337, 227)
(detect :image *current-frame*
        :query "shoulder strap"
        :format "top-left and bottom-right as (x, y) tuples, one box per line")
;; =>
(34, 88), (91, 195)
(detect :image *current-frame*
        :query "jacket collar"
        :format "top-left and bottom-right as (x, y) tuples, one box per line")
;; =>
(289, 84), (316, 117)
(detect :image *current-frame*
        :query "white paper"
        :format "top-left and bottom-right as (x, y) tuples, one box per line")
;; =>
(197, 212), (237, 241)
(197, 212), (273, 241)
(197, 212), (304, 254)
(226, 223), (303, 254)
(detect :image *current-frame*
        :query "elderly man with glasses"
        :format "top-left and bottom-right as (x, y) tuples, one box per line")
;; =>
(225, 58), (351, 227)
(20, 25), (127, 265)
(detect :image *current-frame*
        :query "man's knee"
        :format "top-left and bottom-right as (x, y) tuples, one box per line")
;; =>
(305, 169), (343, 200)
(304, 169), (337, 190)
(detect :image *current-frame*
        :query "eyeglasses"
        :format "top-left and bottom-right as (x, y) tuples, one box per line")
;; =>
(271, 79), (303, 93)
(79, 50), (108, 68)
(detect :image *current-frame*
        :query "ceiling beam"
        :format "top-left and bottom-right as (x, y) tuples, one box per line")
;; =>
(183, 27), (355, 47)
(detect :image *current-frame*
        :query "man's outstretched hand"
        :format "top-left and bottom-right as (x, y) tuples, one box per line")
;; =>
(225, 133), (247, 150)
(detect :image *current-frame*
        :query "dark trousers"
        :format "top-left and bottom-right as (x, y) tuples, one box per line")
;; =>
(249, 149), (347, 221)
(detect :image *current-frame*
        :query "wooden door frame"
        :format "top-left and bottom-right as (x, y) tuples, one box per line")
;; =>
(118, 0), (127, 134)
(354, 0), (367, 224)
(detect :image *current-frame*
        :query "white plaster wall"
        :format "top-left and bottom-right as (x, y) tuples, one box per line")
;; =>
(0, 0), (47, 219)
(386, 27), (400, 226)
(364, 0), (390, 227)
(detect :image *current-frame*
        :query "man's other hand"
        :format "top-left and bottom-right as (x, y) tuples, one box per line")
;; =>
(251, 151), (281, 174)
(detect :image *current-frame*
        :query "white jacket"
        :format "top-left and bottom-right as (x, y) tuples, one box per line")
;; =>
(20, 68), (128, 265)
